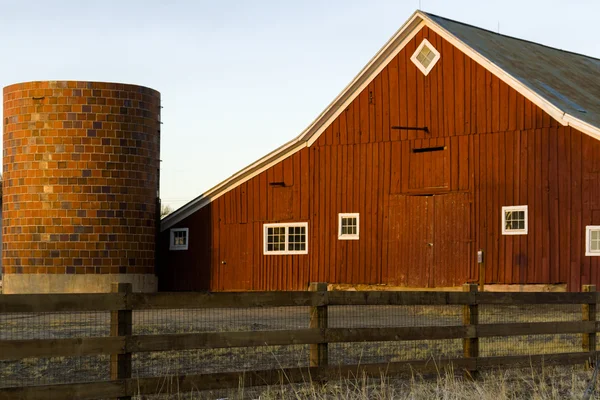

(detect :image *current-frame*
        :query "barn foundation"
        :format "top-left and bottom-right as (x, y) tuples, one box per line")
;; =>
(2, 274), (157, 294)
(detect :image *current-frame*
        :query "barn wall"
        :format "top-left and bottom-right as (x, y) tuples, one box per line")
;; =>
(159, 25), (600, 291)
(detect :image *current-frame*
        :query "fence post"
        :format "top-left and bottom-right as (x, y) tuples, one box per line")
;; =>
(110, 282), (132, 400)
(462, 283), (479, 379)
(309, 282), (328, 368)
(582, 284), (596, 369)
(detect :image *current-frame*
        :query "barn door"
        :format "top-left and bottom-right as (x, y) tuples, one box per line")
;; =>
(431, 193), (472, 287)
(218, 224), (251, 291)
(387, 195), (434, 287)
(387, 193), (471, 288)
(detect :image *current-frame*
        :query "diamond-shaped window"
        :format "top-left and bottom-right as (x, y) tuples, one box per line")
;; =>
(411, 39), (440, 76)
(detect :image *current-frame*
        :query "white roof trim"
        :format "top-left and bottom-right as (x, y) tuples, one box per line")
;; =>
(161, 10), (600, 232)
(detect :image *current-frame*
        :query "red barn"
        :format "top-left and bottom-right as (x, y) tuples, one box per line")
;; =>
(158, 11), (600, 292)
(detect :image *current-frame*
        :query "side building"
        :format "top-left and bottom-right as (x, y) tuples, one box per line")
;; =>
(159, 11), (600, 292)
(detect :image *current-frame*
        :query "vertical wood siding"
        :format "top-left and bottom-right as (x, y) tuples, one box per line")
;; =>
(158, 26), (600, 292)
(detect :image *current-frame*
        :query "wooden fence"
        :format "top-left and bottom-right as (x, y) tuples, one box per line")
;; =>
(0, 282), (598, 400)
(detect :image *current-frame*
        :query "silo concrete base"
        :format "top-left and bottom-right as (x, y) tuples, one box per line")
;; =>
(2, 274), (157, 294)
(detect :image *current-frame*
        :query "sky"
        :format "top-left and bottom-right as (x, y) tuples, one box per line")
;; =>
(1, 0), (599, 210)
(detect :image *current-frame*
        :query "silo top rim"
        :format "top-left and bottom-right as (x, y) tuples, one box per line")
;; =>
(3, 80), (160, 96)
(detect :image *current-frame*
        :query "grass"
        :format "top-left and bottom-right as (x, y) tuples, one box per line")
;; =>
(132, 365), (600, 399)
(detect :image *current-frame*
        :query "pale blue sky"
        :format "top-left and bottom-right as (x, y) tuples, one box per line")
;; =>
(1, 0), (599, 210)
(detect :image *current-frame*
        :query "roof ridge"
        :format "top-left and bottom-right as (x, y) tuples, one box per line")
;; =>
(422, 11), (600, 62)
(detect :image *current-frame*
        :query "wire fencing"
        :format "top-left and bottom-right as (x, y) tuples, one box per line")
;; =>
(0, 292), (596, 399)
(0, 296), (592, 391)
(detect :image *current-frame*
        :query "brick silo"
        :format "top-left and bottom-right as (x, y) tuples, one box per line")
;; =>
(2, 81), (160, 293)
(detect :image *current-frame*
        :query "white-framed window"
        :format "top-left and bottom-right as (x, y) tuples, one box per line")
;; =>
(502, 206), (528, 235)
(263, 222), (308, 255)
(170, 228), (189, 250)
(586, 226), (600, 256)
(338, 213), (360, 240)
(410, 39), (441, 76)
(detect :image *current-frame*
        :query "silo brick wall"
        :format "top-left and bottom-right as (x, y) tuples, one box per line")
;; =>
(2, 81), (160, 281)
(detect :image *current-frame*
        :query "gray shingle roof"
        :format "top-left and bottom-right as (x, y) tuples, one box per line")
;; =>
(426, 12), (600, 130)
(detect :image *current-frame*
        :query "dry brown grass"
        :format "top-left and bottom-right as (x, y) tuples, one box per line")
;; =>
(134, 365), (600, 399)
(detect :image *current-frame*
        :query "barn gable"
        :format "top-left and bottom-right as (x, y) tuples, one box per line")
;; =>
(161, 10), (600, 232)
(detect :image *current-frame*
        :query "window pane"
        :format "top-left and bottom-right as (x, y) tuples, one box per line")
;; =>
(288, 226), (306, 251)
(340, 216), (358, 236)
(505, 209), (526, 232)
(266, 226), (286, 252)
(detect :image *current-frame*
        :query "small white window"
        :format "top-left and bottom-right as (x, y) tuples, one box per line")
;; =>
(339, 213), (359, 240)
(586, 226), (600, 256)
(263, 222), (308, 255)
(170, 228), (189, 250)
(410, 39), (441, 76)
(502, 206), (528, 235)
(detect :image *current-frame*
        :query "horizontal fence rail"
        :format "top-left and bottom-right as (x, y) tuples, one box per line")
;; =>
(3, 291), (600, 314)
(0, 283), (598, 399)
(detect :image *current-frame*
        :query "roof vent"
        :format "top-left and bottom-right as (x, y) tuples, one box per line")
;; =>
(410, 39), (440, 76)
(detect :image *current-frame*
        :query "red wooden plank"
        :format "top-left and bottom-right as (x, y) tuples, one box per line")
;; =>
(458, 135), (469, 190)
(372, 143), (381, 282)
(368, 81), (377, 143)
(526, 129), (536, 283)
(453, 46), (465, 135)
(524, 99), (533, 131)
(339, 107), (348, 145)
(436, 33), (446, 138)
(473, 134), (483, 283)
(442, 37), (455, 136)
(485, 134), (494, 283)
(429, 37), (440, 137)
(381, 66), (390, 143)
(483, 71), (491, 133)
(359, 144), (368, 282)
(582, 133), (594, 285)
(476, 64), (486, 134)
(415, 30), (425, 140)
(381, 142), (391, 283)
(374, 73), (383, 143)
(346, 100), (355, 145)
(353, 91), (361, 144)
(492, 132), (500, 283)
(519, 129), (529, 284)
(508, 86), (517, 132)
(332, 118), (340, 147)
(534, 129), (543, 283)
(450, 136), (459, 190)
(330, 144), (338, 284)
(570, 127), (583, 290)
(340, 144), (349, 283)
(499, 81), (509, 132)
(405, 36), (417, 141)
(541, 128), (550, 284)
(388, 57), (400, 142)
(504, 130), (515, 284)
(509, 131), (520, 284)
(497, 132), (506, 283)
(463, 52), (472, 135)
(323, 145), (331, 282)
(355, 144), (363, 283)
